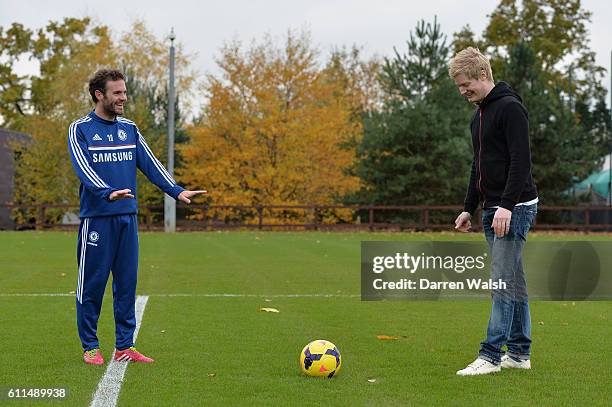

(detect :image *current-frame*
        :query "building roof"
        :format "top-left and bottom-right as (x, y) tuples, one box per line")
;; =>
(0, 127), (30, 145)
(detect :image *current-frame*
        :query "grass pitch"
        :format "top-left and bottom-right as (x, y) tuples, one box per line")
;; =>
(0, 231), (610, 406)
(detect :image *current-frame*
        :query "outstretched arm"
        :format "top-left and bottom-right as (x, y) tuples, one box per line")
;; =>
(135, 126), (208, 203)
(135, 127), (185, 199)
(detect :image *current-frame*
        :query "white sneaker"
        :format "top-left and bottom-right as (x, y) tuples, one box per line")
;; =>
(501, 354), (531, 369)
(456, 357), (501, 376)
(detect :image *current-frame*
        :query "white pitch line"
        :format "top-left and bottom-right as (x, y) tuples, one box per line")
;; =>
(0, 293), (360, 298)
(149, 293), (360, 298)
(89, 295), (149, 407)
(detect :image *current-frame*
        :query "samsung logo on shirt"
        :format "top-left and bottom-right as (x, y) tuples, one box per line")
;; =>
(92, 151), (134, 163)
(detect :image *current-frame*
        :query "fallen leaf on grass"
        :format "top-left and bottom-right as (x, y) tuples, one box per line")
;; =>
(264, 298), (272, 302)
(538, 321), (544, 325)
(377, 335), (403, 340)
(161, 330), (166, 333)
(208, 373), (216, 378)
(259, 307), (280, 313)
(367, 378), (377, 383)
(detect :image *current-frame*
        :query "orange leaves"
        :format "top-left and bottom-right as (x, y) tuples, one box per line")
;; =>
(376, 335), (401, 340)
(376, 335), (409, 340)
(179, 32), (363, 223)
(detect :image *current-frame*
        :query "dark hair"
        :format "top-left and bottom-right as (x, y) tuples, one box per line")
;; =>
(88, 69), (126, 103)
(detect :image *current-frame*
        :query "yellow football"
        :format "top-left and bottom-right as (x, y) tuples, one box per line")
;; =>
(299, 340), (341, 378)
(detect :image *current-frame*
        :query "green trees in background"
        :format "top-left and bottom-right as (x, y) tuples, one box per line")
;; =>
(483, 0), (605, 101)
(454, 0), (611, 204)
(497, 42), (605, 204)
(347, 18), (472, 214)
(347, 0), (610, 213)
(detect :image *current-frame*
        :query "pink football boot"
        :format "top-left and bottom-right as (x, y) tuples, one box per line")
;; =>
(114, 347), (154, 363)
(83, 349), (104, 365)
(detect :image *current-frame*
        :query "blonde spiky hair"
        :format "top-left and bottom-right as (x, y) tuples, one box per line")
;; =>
(448, 47), (494, 82)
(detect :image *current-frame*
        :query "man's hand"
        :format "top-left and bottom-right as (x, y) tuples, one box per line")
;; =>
(454, 211), (472, 232)
(178, 190), (208, 204)
(109, 189), (135, 201)
(493, 207), (512, 238)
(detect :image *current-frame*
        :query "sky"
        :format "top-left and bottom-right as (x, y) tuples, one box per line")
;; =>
(1, 0), (611, 110)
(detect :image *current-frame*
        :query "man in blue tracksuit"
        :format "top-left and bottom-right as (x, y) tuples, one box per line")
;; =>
(68, 69), (205, 365)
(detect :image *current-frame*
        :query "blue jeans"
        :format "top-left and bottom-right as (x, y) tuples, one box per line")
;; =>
(479, 203), (537, 364)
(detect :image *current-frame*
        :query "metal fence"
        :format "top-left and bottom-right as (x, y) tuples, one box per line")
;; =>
(2, 204), (612, 232)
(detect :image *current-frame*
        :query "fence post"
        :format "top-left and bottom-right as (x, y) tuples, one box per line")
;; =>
(36, 205), (45, 230)
(584, 207), (590, 231)
(313, 206), (318, 231)
(257, 206), (263, 230)
(368, 207), (374, 231)
(144, 208), (152, 227)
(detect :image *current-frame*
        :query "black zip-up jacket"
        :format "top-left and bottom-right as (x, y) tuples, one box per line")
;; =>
(464, 81), (538, 214)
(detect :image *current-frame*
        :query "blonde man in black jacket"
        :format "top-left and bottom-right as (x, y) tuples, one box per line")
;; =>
(450, 47), (538, 376)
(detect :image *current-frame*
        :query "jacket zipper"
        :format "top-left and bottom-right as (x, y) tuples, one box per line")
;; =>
(477, 109), (485, 206)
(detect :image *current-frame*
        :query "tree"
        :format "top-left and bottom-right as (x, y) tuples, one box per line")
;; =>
(323, 46), (383, 117)
(451, 25), (485, 55)
(179, 31), (361, 224)
(0, 22), (32, 125)
(318, 46), (384, 221)
(495, 41), (607, 207)
(117, 21), (195, 211)
(348, 18), (472, 221)
(10, 18), (113, 224)
(117, 21), (196, 116)
(483, 0), (606, 102)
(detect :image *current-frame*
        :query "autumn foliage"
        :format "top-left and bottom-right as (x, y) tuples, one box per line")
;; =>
(3, 2), (609, 228)
(178, 33), (363, 223)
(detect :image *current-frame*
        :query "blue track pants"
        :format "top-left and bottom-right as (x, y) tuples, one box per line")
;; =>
(75, 214), (138, 351)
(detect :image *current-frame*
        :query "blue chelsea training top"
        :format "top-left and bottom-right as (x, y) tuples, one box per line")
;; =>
(68, 111), (184, 218)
